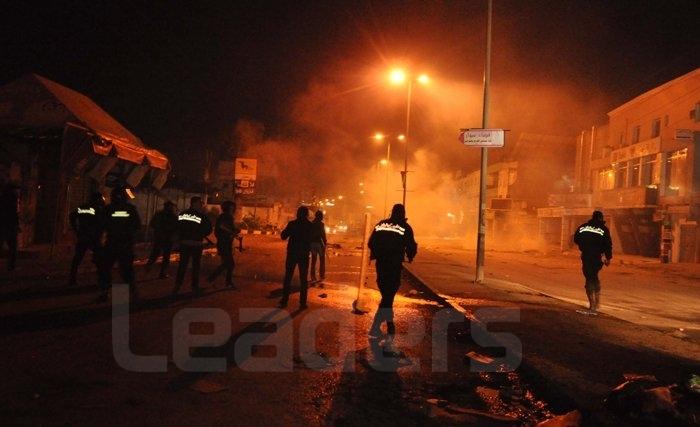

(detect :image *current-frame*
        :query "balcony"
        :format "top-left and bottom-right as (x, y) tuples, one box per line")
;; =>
(593, 186), (659, 208)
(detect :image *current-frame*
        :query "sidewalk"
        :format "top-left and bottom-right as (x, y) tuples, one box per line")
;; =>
(404, 251), (700, 423)
(0, 235), (562, 425)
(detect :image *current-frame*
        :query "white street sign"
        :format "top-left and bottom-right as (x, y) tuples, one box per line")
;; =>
(675, 129), (694, 141)
(459, 128), (505, 147)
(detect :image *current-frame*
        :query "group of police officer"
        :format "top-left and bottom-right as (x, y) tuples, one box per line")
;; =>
(69, 187), (237, 302)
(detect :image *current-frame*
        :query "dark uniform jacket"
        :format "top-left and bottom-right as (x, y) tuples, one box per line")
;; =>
(0, 184), (19, 234)
(574, 219), (613, 260)
(151, 209), (178, 240)
(281, 218), (313, 255)
(103, 202), (141, 246)
(177, 208), (212, 245)
(310, 219), (327, 246)
(215, 213), (238, 245)
(69, 203), (104, 240)
(368, 218), (418, 264)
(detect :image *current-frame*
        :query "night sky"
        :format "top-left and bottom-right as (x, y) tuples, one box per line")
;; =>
(2, 0), (699, 183)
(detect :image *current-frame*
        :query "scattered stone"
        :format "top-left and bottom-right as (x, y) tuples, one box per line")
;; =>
(688, 374), (700, 394)
(318, 293), (328, 298)
(623, 373), (657, 382)
(670, 329), (689, 340)
(464, 351), (494, 365)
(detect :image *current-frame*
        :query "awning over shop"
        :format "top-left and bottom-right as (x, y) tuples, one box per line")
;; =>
(0, 74), (170, 187)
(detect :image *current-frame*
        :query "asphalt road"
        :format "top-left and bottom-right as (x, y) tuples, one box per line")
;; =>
(413, 238), (700, 337)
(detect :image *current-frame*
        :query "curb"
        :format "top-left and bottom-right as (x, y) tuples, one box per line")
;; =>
(401, 263), (615, 426)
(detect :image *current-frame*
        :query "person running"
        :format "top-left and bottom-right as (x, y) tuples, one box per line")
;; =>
(367, 204), (417, 350)
(146, 201), (178, 279)
(208, 201), (239, 288)
(278, 206), (313, 309)
(309, 210), (327, 282)
(98, 186), (141, 302)
(173, 196), (212, 297)
(68, 192), (106, 286)
(574, 210), (613, 315)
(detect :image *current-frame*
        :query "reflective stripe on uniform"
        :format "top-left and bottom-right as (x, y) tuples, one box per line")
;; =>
(77, 207), (96, 215)
(178, 213), (202, 224)
(578, 225), (604, 236)
(374, 223), (405, 236)
(111, 211), (130, 218)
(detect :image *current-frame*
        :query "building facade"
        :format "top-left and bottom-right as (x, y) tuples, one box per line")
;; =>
(540, 68), (700, 262)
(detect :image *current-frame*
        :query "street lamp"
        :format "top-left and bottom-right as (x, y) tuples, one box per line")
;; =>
(388, 68), (429, 208)
(373, 133), (406, 216)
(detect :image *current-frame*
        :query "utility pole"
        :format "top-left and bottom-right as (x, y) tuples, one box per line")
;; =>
(475, 0), (493, 283)
(402, 79), (413, 208)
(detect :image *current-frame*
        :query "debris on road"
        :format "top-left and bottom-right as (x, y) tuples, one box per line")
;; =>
(318, 293), (328, 298)
(425, 397), (519, 424)
(688, 374), (700, 394)
(464, 350), (495, 365)
(535, 410), (582, 427)
(605, 375), (686, 423)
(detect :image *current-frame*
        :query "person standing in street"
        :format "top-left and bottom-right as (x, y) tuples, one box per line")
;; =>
(208, 201), (239, 288)
(278, 206), (313, 309)
(309, 210), (327, 282)
(173, 196), (212, 297)
(98, 186), (141, 302)
(574, 210), (613, 315)
(367, 204), (417, 352)
(68, 192), (106, 286)
(0, 176), (19, 272)
(146, 201), (178, 279)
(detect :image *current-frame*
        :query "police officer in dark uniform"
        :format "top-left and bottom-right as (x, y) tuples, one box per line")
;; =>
(0, 178), (19, 272)
(98, 186), (141, 302)
(279, 206), (313, 309)
(146, 201), (178, 279)
(574, 210), (612, 314)
(68, 192), (106, 286)
(173, 196), (212, 296)
(207, 201), (239, 288)
(367, 203), (417, 347)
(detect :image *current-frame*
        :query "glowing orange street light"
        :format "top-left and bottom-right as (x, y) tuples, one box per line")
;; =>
(397, 134), (406, 141)
(386, 68), (430, 207)
(389, 68), (407, 85)
(373, 132), (385, 141)
(379, 158), (388, 166)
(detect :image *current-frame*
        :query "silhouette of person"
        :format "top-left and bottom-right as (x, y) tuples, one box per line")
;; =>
(310, 210), (327, 281)
(368, 204), (417, 352)
(173, 196), (212, 296)
(98, 186), (141, 302)
(574, 210), (612, 314)
(146, 201), (178, 279)
(68, 192), (106, 286)
(208, 201), (239, 288)
(279, 206), (313, 309)
(0, 177), (19, 272)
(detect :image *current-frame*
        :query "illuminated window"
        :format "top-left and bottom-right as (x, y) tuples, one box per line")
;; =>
(641, 154), (659, 187)
(614, 162), (628, 188)
(651, 118), (661, 138)
(598, 168), (615, 190)
(666, 148), (688, 196)
(629, 158), (640, 186)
